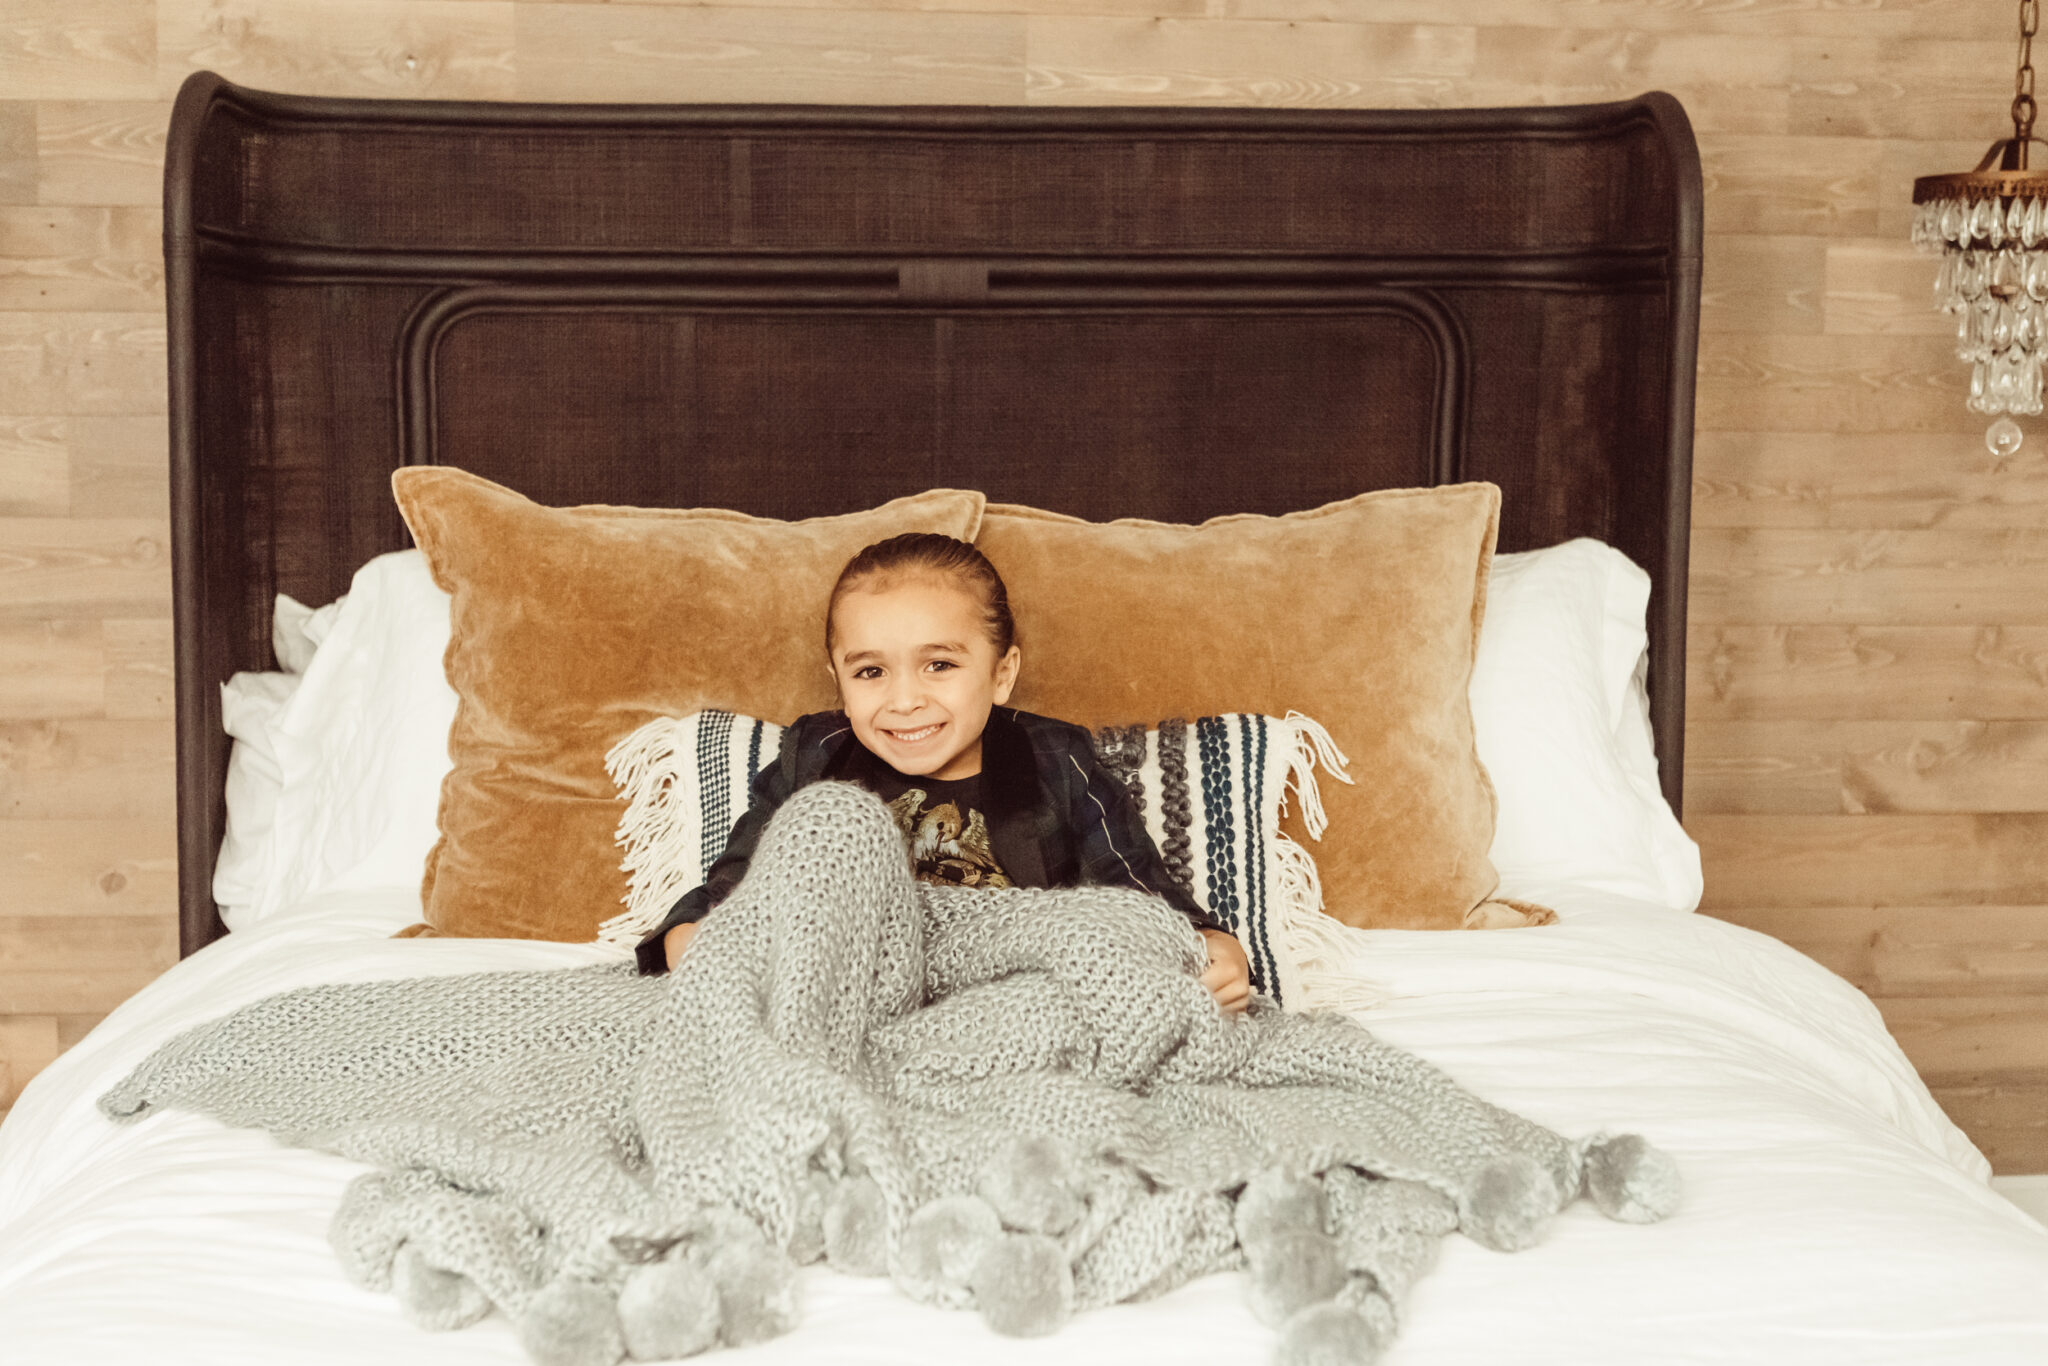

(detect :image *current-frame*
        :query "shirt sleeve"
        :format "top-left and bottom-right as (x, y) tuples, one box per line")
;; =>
(633, 740), (799, 975)
(1062, 742), (1228, 937)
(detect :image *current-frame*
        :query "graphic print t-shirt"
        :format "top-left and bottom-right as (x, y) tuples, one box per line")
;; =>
(864, 771), (1012, 890)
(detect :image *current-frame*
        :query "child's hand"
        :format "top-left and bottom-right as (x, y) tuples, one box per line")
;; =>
(663, 921), (702, 970)
(1197, 929), (1252, 1015)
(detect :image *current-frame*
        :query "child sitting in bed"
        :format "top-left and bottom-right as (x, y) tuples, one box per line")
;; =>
(634, 532), (1254, 1013)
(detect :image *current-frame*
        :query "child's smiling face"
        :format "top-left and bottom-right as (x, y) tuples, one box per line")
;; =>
(828, 577), (1020, 780)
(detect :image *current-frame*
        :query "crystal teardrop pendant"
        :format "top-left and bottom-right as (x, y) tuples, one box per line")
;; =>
(1988, 415), (2025, 457)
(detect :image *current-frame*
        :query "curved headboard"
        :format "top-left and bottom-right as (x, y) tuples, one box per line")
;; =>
(166, 73), (1701, 954)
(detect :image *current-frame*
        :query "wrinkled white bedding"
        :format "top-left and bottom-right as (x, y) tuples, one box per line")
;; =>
(4, 888), (2046, 1365)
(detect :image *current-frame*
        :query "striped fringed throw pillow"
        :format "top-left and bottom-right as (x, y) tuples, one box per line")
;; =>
(598, 710), (1352, 1009)
(1088, 714), (1351, 1008)
(598, 710), (785, 949)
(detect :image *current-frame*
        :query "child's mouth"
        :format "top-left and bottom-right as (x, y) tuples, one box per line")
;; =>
(884, 723), (943, 744)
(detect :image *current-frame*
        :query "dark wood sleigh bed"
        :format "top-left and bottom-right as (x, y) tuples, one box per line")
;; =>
(164, 72), (1702, 957)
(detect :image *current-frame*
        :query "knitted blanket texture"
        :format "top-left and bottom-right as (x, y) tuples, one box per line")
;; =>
(100, 782), (1678, 1366)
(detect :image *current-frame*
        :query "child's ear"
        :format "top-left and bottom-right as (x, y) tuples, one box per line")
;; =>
(992, 646), (1021, 706)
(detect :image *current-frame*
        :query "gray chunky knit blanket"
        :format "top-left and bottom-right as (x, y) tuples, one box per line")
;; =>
(101, 782), (1678, 1366)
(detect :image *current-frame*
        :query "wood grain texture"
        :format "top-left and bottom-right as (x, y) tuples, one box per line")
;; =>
(1220, 0), (2011, 41)
(1700, 234), (1824, 335)
(103, 617), (172, 718)
(1695, 333), (1976, 434)
(34, 103), (168, 206)
(0, 105), (33, 206)
(4, 0), (2048, 1171)
(1690, 625), (2048, 721)
(0, 311), (166, 414)
(517, 4), (1025, 103)
(0, 518), (169, 620)
(0, 0), (156, 102)
(1694, 813), (2048, 909)
(1931, 1076), (2048, 1173)
(0, 1015), (60, 1107)
(1692, 527), (2048, 625)
(1881, 996), (2048, 1078)
(0, 619), (102, 720)
(1690, 720), (2048, 814)
(0, 819), (175, 919)
(1691, 431), (2047, 530)
(0, 205), (162, 311)
(0, 719), (174, 820)
(0, 416), (68, 517)
(156, 0), (519, 101)
(1711, 905), (2048, 997)
(1024, 17), (1471, 107)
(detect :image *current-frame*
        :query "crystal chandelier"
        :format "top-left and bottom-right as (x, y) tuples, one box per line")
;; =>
(1912, 0), (2048, 456)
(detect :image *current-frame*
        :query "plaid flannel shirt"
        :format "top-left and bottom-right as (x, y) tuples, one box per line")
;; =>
(634, 706), (1222, 973)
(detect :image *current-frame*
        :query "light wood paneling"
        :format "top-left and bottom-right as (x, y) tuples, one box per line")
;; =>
(0, 517), (169, 620)
(34, 103), (168, 207)
(1023, 17), (1470, 106)
(0, 819), (175, 919)
(1700, 234), (1825, 335)
(0, 619), (102, 720)
(1220, 0), (2010, 41)
(0, 106), (34, 206)
(1692, 431), (2048, 530)
(0, 205), (162, 312)
(102, 617), (172, 719)
(0, 416), (69, 517)
(0, 311), (165, 414)
(1690, 625), (2048, 721)
(1695, 813), (2048, 909)
(1692, 527), (2048, 625)
(1714, 905), (2048, 997)
(5, 0), (2048, 1173)
(156, 0), (519, 101)
(517, 4), (1025, 103)
(0, 1), (156, 103)
(1933, 1077), (2048, 1173)
(0, 719), (174, 820)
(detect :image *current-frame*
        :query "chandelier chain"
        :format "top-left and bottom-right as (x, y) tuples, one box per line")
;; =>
(2019, 0), (2039, 143)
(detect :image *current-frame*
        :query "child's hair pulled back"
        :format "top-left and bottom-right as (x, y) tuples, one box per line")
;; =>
(826, 533), (1016, 658)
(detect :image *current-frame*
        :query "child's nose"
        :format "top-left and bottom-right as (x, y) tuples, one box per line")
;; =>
(886, 674), (926, 712)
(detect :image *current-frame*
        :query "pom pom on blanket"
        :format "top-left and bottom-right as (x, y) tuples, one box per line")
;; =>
(972, 1232), (1075, 1337)
(894, 1195), (1003, 1307)
(391, 1244), (492, 1331)
(517, 1277), (623, 1366)
(1582, 1132), (1684, 1224)
(1276, 1300), (1392, 1366)
(617, 1261), (720, 1361)
(100, 781), (1681, 1366)
(823, 1174), (890, 1275)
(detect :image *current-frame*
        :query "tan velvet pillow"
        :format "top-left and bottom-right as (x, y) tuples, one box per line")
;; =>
(393, 467), (985, 941)
(976, 484), (1506, 931)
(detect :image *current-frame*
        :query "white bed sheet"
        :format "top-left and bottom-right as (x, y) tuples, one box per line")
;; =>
(4, 888), (2046, 1365)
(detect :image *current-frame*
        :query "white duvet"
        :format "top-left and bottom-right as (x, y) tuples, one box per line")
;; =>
(4, 888), (2046, 1365)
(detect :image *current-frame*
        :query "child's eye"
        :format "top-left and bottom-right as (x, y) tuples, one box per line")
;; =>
(852, 666), (882, 681)
(927, 660), (957, 673)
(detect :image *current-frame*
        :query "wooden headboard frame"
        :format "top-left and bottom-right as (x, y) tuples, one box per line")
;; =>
(166, 73), (1701, 956)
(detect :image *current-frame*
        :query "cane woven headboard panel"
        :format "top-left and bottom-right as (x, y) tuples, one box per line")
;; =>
(165, 73), (1701, 953)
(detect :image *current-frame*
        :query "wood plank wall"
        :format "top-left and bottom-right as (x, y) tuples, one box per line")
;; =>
(2, 0), (2043, 1168)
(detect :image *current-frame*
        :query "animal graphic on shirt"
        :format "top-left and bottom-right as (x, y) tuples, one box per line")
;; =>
(885, 789), (1012, 889)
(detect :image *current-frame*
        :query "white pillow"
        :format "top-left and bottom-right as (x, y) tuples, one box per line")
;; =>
(212, 669), (300, 928)
(232, 551), (456, 924)
(1470, 538), (1702, 912)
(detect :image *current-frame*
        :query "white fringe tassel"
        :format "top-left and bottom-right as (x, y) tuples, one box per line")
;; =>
(1277, 710), (1353, 840)
(1268, 713), (1388, 1016)
(595, 715), (703, 949)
